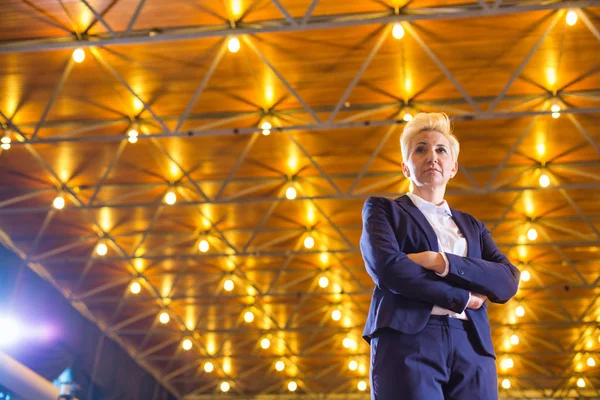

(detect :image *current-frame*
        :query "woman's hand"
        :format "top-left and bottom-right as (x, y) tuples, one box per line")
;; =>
(406, 251), (446, 274)
(467, 293), (488, 310)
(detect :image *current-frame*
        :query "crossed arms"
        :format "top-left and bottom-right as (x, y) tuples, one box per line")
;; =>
(360, 197), (520, 312)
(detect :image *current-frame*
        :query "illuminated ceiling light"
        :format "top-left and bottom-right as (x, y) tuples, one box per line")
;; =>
(72, 48), (85, 63)
(287, 381), (298, 392)
(318, 276), (329, 288)
(164, 190), (177, 205)
(275, 360), (285, 371)
(244, 310), (254, 323)
(304, 235), (315, 249)
(501, 357), (514, 370)
(527, 228), (538, 241)
(228, 37), (240, 53)
(403, 112), (413, 122)
(348, 360), (358, 371)
(130, 281), (141, 294)
(1, 133), (11, 150)
(342, 337), (356, 349)
(220, 381), (230, 392)
(510, 334), (520, 346)
(127, 127), (139, 144)
(566, 10), (578, 26)
(96, 242), (108, 256)
(539, 174), (550, 188)
(392, 23), (405, 39)
(204, 362), (214, 373)
(198, 239), (209, 253)
(159, 311), (170, 324)
(52, 195), (65, 210)
(502, 378), (511, 389)
(224, 279), (234, 292)
(260, 338), (271, 349)
(285, 186), (297, 200)
(536, 143), (546, 156)
(357, 380), (368, 391)
(515, 305), (525, 317)
(182, 338), (193, 351)
(332, 309), (342, 321)
(577, 377), (586, 388)
(261, 121), (272, 136)
(521, 270), (531, 282)
(587, 356), (596, 367)
(552, 112), (561, 119)
(550, 104), (561, 113)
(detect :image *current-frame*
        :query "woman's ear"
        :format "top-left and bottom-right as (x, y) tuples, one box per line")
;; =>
(450, 161), (458, 178)
(401, 162), (410, 178)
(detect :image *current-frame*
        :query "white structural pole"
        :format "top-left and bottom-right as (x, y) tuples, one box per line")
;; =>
(0, 351), (60, 400)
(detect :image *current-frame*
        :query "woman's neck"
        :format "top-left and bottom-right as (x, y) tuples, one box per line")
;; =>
(410, 185), (446, 206)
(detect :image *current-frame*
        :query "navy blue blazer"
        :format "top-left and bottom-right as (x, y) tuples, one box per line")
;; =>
(360, 195), (520, 358)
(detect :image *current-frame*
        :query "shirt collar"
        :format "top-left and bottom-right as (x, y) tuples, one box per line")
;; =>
(406, 192), (452, 217)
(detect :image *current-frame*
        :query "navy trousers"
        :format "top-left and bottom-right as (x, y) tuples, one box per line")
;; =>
(370, 315), (498, 400)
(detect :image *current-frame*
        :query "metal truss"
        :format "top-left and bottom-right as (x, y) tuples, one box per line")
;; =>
(0, 0), (597, 53)
(1, 1), (600, 398)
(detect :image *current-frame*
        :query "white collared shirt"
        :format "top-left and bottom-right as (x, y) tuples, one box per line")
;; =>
(405, 192), (469, 319)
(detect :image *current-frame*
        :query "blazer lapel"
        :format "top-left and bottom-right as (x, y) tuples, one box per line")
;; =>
(449, 208), (477, 258)
(395, 195), (439, 252)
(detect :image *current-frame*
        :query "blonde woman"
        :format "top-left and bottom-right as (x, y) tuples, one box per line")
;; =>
(361, 113), (520, 399)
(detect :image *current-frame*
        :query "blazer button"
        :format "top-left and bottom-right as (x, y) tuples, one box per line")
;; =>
(458, 269), (465, 276)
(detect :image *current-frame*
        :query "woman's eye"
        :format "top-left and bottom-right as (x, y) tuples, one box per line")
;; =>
(437, 148), (447, 153)
(415, 147), (424, 153)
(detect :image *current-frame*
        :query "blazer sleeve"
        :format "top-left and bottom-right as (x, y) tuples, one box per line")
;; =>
(444, 218), (520, 303)
(361, 196), (470, 313)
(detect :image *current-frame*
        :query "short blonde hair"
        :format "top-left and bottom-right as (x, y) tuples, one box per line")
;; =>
(400, 112), (460, 162)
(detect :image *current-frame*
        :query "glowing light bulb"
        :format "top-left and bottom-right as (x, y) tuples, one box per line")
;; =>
(204, 362), (214, 373)
(510, 334), (519, 345)
(159, 312), (170, 324)
(501, 357), (514, 370)
(527, 228), (538, 241)
(221, 381), (230, 392)
(96, 243), (108, 256)
(228, 37), (240, 53)
(260, 338), (271, 349)
(521, 270), (530, 282)
(285, 186), (297, 200)
(502, 378), (511, 389)
(403, 112), (413, 122)
(198, 239), (209, 252)
(53, 195), (65, 209)
(304, 235), (315, 249)
(275, 360), (285, 371)
(1, 134), (11, 150)
(332, 309), (342, 321)
(261, 121), (271, 136)
(128, 128), (138, 144)
(515, 305), (525, 317)
(552, 112), (560, 119)
(287, 381), (297, 392)
(348, 360), (358, 371)
(182, 338), (192, 350)
(539, 174), (550, 188)
(551, 104), (561, 113)
(130, 281), (141, 294)
(358, 380), (368, 391)
(224, 279), (234, 292)
(392, 23), (405, 39)
(318, 276), (329, 288)
(566, 10), (578, 26)
(577, 377), (585, 388)
(587, 356), (596, 367)
(72, 48), (85, 63)
(164, 190), (176, 205)
(244, 311), (254, 323)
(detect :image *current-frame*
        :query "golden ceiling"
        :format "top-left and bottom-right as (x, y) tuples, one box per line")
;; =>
(1, 0), (600, 398)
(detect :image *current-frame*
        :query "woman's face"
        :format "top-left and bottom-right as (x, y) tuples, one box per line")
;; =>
(402, 130), (458, 189)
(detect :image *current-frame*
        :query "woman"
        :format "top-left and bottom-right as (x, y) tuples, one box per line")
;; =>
(360, 112), (520, 399)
